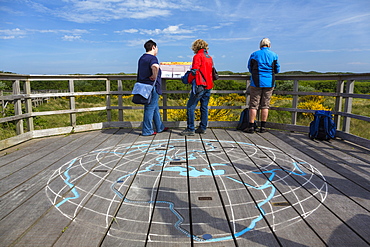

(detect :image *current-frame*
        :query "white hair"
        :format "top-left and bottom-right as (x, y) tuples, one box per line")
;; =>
(260, 38), (271, 48)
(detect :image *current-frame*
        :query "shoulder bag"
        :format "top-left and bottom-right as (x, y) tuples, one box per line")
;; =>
(132, 80), (156, 105)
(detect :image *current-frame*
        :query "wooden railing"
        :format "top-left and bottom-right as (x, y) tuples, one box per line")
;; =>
(1, 73), (369, 149)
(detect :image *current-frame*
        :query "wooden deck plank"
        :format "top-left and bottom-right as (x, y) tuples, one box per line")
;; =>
(100, 133), (173, 246)
(53, 130), (140, 247)
(0, 132), (88, 181)
(0, 130), (103, 220)
(0, 130), (116, 221)
(183, 134), (237, 245)
(258, 130), (370, 246)
(95, 132), (160, 246)
(0, 188), (71, 246)
(0, 135), (61, 165)
(213, 129), (314, 246)
(270, 130), (370, 204)
(289, 134), (370, 190)
(202, 129), (282, 246)
(0, 130), (103, 195)
(329, 138), (370, 165)
(224, 129), (327, 246)
(0, 128), (369, 247)
(145, 132), (193, 246)
(0, 129), (123, 246)
(276, 132), (370, 182)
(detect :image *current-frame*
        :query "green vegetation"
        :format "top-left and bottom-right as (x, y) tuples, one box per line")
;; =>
(1, 71), (369, 140)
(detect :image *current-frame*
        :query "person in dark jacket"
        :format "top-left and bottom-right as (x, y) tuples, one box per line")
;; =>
(137, 40), (168, 136)
(180, 39), (214, 136)
(245, 38), (280, 133)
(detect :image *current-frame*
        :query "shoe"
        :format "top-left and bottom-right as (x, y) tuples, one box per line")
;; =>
(259, 127), (268, 133)
(195, 128), (206, 134)
(180, 129), (195, 136)
(161, 127), (169, 132)
(243, 127), (255, 134)
(141, 132), (156, 136)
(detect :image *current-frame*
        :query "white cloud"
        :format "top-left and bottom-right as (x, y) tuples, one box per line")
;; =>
(126, 38), (151, 46)
(115, 24), (196, 39)
(62, 35), (82, 41)
(139, 25), (193, 35)
(324, 13), (370, 28)
(0, 36), (16, 39)
(348, 62), (369, 65)
(163, 25), (192, 34)
(306, 49), (336, 53)
(306, 48), (370, 53)
(26, 0), (198, 23)
(213, 22), (233, 29)
(115, 29), (138, 34)
(0, 28), (27, 39)
(0, 28), (89, 39)
(0, 6), (24, 15)
(27, 0), (50, 13)
(0, 28), (27, 36)
(210, 37), (252, 41)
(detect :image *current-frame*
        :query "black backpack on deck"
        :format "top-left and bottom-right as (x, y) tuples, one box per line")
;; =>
(237, 108), (257, 130)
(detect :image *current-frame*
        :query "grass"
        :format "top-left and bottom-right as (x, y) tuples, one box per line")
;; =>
(1, 95), (369, 140)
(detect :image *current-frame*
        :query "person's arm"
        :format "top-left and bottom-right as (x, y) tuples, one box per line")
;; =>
(191, 54), (201, 70)
(274, 56), (280, 74)
(150, 64), (159, 81)
(247, 54), (253, 73)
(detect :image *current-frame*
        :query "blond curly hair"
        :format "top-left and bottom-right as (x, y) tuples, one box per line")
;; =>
(191, 39), (209, 53)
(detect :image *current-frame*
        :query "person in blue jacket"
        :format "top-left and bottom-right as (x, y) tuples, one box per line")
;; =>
(245, 38), (280, 133)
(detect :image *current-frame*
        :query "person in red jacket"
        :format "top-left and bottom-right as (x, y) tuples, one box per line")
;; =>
(181, 39), (214, 136)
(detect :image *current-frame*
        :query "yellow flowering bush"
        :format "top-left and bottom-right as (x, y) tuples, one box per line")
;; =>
(167, 98), (187, 121)
(298, 95), (331, 120)
(167, 93), (244, 121)
(270, 95), (288, 105)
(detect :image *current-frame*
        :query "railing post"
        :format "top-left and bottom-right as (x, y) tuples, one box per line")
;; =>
(246, 79), (250, 107)
(162, 79), (168, 121)
(342, 80), (354, 133)
(106, 79), (111, 122)
(1, 90), (4, 117)
(334, 80), (344, 130)
(117, 80), (123, 121)
(68, 79), (76, 127)
(24, 80), (34, 132)
(291, 80), (299, 125)
(12, 79), (24, 135)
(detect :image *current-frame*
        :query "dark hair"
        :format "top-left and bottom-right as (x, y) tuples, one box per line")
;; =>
(144, 40), (157, 52)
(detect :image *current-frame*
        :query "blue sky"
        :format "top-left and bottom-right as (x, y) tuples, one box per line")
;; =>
(1, 0), (369, 75)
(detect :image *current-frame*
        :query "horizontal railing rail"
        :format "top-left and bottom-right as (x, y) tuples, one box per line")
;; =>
(1, 73), (369, 149)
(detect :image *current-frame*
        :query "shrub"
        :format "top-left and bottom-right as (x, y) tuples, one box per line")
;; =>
(298, 95), (331, 120)
(0, 81), (9, 91)
(275, 80), (315, 92)
(167, 93), (245, 122)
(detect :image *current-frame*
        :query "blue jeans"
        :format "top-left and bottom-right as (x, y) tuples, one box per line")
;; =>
(186, 89), (211, 131)
(142, 89), (165, 136)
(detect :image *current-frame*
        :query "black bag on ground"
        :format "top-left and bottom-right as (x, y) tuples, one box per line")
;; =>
(236, 108), (258, 130)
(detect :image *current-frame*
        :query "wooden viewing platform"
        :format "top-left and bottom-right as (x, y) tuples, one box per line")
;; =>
(1, 128), (369, 246)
